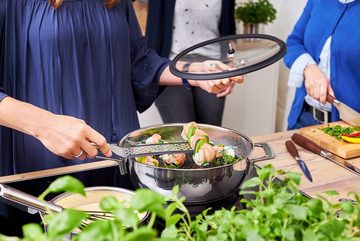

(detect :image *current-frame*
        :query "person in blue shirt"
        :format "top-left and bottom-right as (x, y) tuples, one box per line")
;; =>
(284, 0), (360, 129)
(0, 0), (243, 234)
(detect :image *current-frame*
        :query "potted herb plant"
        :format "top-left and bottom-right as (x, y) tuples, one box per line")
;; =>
(235, 0), (277, 34)
(2, 165), (360, 240)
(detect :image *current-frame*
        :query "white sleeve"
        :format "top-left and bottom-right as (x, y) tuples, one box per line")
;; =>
(288, 53), (316, 88)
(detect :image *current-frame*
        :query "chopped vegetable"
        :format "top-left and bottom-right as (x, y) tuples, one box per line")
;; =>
(321, 125), (360, 140)
(341, 135), (360, 144)
(187, 126), (196, 142)
(194, 139), (206, 153)
(342, 132), (360, 137)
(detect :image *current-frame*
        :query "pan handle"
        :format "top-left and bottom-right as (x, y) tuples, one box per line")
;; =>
(0, 184), (63, 215)
(249, 143), (276, 163)
(95, 156), (128, 175)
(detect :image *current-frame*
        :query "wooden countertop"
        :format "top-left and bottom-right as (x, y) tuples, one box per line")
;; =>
(250, 131), (360, 202)
(1, 130), (360, 202)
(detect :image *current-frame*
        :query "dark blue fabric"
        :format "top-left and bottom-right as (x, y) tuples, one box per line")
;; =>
(0, 0), (169, 175)
(146, 0), (236, 58)
(0, 91), (6, 102)
(287, 109), (322, 130)
(284, 0), (360, 129)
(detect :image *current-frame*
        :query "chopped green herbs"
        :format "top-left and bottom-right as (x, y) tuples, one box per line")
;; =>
(321, 125), (360, 140)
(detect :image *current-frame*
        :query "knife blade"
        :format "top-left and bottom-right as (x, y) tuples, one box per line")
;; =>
(291, 133), (360, 175)
(285, 140), (313, 182)
(327, 94), (360, 126)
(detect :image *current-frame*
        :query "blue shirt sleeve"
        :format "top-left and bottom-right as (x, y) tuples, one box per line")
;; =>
(127, 0), (170, 113)
(284, 0), (315, 68)
(0, 88), (7, 102)
(0, 2), (6, 103)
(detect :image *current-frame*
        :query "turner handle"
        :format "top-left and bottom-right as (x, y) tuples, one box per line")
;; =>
(291, 133), (323, 155)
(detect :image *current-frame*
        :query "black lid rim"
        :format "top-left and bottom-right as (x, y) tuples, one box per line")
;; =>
(169, 34), (287, 80)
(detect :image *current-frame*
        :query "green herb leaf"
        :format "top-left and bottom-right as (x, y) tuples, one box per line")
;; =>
(340, 201), (354, 214)
(161, 225), (179, 239)
(39, 175), (85, 200)
(302, 229), (319, 241)
(100, 196), (122, 211)
(165, 202), (179, 219)
(284, 204), (308, 220)
(75, 220), (112, 241)
(165, 214), (183, 227)
(241, 177), (261, 189)
(123, 227), (157, 241)
(131, 189), (166, 219)
(114, 207), (140, 228)
(319, 220), (346, 238)
(22, 223), (45, 241)
(306, 199), (324, 217)
(325, 190), (339, 196)
(46, 209), (88, 238)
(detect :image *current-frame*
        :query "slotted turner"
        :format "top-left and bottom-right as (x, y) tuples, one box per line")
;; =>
(95, 141), (193, 174)
(110, 141), (193, 158)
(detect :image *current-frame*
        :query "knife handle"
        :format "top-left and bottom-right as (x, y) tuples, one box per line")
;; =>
(291, 133), (323, 155)
(285, 140), (300, 159)
(326, 94), (335, 104)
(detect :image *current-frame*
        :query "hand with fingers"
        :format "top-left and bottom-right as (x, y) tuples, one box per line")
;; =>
(304, 64), (335, 104)
(185, 60), (244, 96)
(35, 113), (112, 160)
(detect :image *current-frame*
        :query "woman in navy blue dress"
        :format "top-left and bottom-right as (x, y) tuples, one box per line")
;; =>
(0, 0), (242, 233)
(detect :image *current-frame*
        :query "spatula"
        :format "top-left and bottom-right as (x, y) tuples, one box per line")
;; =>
(327, 94), (360, 126)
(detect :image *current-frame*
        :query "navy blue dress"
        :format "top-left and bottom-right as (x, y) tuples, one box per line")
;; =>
(0, 0), (169, 176)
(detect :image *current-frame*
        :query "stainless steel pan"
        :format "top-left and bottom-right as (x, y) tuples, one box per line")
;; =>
(114, 123), (275, 204)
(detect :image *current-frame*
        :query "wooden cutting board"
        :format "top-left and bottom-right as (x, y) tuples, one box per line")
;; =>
(299, 121), (360, 159)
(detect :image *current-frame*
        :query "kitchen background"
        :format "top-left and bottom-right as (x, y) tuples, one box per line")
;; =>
(134, 0), (307, 136)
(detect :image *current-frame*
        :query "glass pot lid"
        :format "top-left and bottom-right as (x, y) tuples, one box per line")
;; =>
(170, 34), (286, 80)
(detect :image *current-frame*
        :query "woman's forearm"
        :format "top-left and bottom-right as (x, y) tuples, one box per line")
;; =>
(0, 97), (111, 159)
(158, 66), (182, 86)
(0, 97), (51, 137)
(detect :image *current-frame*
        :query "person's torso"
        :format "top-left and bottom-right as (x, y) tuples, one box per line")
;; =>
(0, 0), (141, 174)
(302, 0), (360, 113)
(169, 0), (222, 59)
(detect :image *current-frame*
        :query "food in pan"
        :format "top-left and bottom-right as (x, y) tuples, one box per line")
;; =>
(136, 122), (241, 168)
(136, 133), (186, 167)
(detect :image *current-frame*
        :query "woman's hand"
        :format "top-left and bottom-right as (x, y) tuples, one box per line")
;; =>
(35, 113), (112, 160)
(159, 65), (244, 96)
(0, 97), (112, 160)
(304, 64), (334, 103)
(189, 60), (245, 84)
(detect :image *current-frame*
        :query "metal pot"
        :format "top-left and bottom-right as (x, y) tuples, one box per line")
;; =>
(0, 185), (148, 236)
(116, 123), (274, 204)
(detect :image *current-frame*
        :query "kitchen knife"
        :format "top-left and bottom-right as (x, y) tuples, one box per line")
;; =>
(291, 133), (360, 175)
(285, 140), (313, 182)
(327, 94), (360, 126)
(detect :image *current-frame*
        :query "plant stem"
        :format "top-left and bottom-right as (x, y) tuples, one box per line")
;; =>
(147, 213), (156, 229)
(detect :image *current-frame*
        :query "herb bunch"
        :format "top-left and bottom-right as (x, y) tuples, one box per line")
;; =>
(162, 165), (360, 241)
(2, 165), (360, 241)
